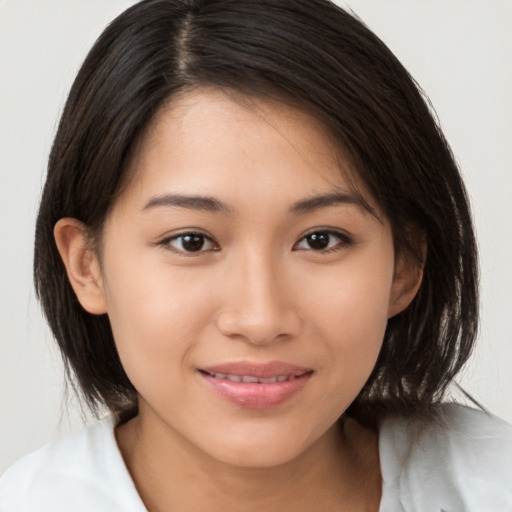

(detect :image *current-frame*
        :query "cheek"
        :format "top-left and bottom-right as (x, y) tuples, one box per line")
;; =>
(101, 260), (218, 389)
(299, 252), (394, 384)
(305, 253), (394, 335)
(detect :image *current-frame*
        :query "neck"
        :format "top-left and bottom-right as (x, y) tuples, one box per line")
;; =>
(115, 405), (381, 512)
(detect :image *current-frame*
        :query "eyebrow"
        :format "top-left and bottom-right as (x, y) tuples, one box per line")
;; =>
(143, 193), (233, 214)
(290, 192), (373, 216)
(142, 191), (375, 217)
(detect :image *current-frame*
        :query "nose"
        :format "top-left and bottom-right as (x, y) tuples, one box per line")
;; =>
(215, 251), (302, 345)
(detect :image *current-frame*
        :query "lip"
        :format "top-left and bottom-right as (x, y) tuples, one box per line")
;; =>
(198, 361), (313, 409)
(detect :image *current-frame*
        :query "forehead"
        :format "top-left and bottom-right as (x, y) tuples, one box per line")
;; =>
(121, 87), (376, 214)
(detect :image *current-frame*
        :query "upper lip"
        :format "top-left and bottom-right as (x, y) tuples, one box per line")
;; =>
(200, 361), (312, 379)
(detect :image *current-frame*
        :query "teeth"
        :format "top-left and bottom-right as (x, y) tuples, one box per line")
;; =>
(241, 376), (259, 383)
(209, 372), (295, 383)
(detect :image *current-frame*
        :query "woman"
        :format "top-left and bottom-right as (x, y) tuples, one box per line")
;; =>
(1, 0), (511, 510)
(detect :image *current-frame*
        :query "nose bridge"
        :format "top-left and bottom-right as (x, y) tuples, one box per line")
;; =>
(241, 248), (282, 316)
(216, 245), (300, 344)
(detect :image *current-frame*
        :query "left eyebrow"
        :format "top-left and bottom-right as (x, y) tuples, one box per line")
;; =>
(290, 192), (376, 217)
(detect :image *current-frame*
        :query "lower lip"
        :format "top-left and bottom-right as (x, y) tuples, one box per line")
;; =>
(199, 372), (312, 409)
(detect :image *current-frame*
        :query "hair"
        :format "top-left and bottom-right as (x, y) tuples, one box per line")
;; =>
(34, 0), (478, 425)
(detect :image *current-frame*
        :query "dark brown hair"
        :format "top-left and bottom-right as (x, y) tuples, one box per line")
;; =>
(34, 0), (478, 424)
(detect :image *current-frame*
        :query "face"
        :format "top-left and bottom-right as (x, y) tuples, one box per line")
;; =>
(80, 89), (415, 467)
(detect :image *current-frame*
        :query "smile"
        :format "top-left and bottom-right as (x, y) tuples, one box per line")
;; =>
(199, 361), (313, 409)
(205, 372), (301, 383)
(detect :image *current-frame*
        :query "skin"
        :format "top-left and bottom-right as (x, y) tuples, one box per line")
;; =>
(55, 88), (422, 511)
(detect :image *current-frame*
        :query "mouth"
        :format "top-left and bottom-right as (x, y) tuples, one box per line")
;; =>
(201, 372), (302, 383)
(198, 361), (313, 409)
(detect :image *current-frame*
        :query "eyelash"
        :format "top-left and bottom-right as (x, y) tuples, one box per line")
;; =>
(156, 229), (352, 255)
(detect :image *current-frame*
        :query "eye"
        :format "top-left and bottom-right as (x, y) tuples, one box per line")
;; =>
(293, 230), (351, 252)
(159, 232), (218, 254)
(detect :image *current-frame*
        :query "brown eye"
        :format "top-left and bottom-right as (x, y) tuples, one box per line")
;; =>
(161, 233), (217, 253)
(305, 233), (330, 250)
(294, 230), (351, 252)
(180, 234), (206, 252)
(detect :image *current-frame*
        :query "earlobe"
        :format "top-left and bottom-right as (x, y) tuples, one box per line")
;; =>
(54, 218), (107, 315)
(388, 260), (424, 319)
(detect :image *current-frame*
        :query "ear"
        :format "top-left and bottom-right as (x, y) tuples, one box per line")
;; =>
(388, 252), (425, 319)
(54, 218), (107, 315)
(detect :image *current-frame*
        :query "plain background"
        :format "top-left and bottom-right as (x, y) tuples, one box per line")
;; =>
(1, 0), (511, 473)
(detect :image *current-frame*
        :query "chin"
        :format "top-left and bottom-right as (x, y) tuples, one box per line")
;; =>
(214, 443), (303, 469)
(201, 422), (324, 469)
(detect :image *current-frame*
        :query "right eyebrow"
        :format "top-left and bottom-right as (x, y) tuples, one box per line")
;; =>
(142, 193), (233, 214)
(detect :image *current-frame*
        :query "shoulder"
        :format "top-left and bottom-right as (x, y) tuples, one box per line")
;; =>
(378, 403), (512, 512)
(0, 416), (146, 512)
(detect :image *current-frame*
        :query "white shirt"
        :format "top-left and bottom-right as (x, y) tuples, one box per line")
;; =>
(1, 404), (511, 511)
